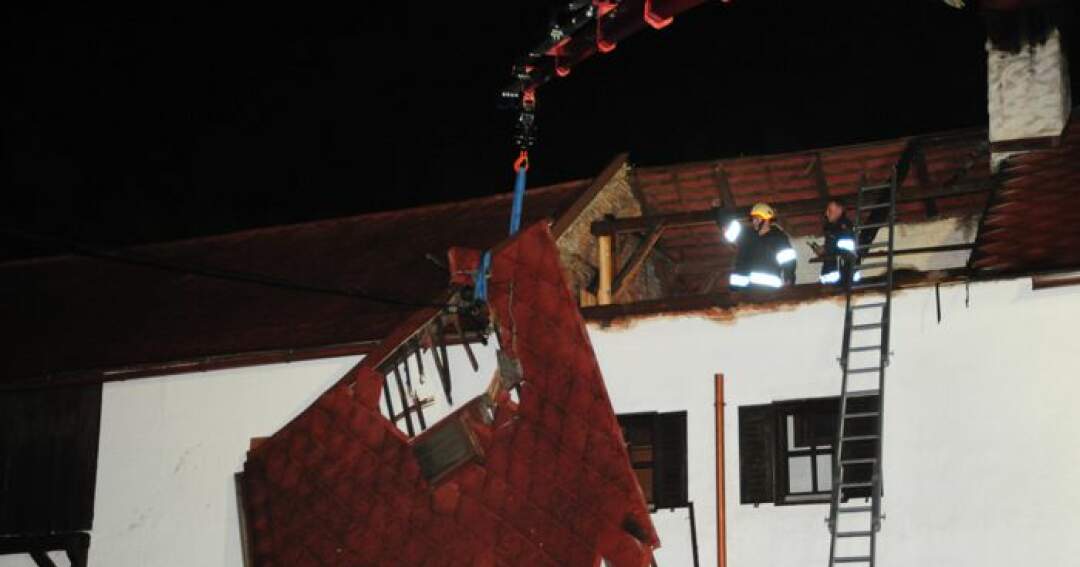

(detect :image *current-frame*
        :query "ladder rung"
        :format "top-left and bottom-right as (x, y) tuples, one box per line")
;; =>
(858, 202), (892, 210)
(851, 281), (888, 291)
(841, 457), (878, 464)
(844, 412), (880, 419)
(857, 262), (889, 271)
(833, 556), (873, 563)
(837, 531), (873, 538)
(848, 367), (881, 374)
(859, 183), (891, 192)
(846, 389), (880, 398)
(850, 302), (886, 310)
(851, 323), (882, 331)
(848, 344), (882, 352)
(838, 506), (873, 514)
(857, 242), (890, 251)
(856, 222), (890, 231)
(842, 435), (879, 442)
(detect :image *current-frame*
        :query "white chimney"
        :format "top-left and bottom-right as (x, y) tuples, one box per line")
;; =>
(987, 24), (1071, 168)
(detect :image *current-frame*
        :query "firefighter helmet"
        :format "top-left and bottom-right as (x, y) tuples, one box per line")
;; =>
(750, 202), (776, 221)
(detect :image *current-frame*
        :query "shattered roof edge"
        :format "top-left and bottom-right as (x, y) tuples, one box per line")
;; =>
(580, 265), (1079, 327)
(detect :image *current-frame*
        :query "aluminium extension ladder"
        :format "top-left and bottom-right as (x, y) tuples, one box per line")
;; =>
(826, 170), (898, 566)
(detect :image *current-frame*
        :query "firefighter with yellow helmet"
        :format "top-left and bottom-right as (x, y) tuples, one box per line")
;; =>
(720, 202), (797, 289)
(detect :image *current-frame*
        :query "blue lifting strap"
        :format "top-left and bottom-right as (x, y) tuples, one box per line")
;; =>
(508, 162), (528, 235)
(474, 153), (528, 302)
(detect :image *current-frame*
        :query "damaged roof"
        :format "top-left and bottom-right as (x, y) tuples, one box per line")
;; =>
(240, 223), (658, 566)
(634, 128), (996, 293)
(970, 112), (1080, 274)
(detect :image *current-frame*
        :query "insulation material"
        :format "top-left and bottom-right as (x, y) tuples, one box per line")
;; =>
(240, 222), (658, 566)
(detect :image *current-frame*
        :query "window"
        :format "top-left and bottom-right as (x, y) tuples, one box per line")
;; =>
(775, 399), (835, 504)
(738, 396), (878, 506)
(617, 411), (688, 509)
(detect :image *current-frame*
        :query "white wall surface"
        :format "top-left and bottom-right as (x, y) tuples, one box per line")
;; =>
(6, 275), (1075, 567)
(589, 277), (1080, 567)
(0, 341), (500, 567)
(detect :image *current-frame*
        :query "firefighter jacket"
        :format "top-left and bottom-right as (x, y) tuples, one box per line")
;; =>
(820, 214), (857, 284)
(728, 225), (797, 289)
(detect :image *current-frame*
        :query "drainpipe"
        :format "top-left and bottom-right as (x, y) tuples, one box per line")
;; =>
(715, 373), (727, 567)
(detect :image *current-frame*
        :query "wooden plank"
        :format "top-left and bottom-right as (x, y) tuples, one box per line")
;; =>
(551, 153), (629, 239)
(612, 222), (667, 299)
(597, 235), (614, 305)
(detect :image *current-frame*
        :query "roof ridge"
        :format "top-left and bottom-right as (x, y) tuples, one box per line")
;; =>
(1, 178), (591, 269)
(636, 125), (989, 173)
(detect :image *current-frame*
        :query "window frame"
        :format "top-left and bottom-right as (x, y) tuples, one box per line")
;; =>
(738, 396), (845, 507)
(772, 397), (838, 506)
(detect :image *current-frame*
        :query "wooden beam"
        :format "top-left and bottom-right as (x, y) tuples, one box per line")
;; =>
(713, 165), (737, 209)
(551, 152), (629, 239)
(597, 234), (614, 305)
(591, 180), (995, 236)
(807, 243), (976, 263)
(811, 154), (830, 201)
(1032, 274), (1080, 290)
(611, 221), (666, 298)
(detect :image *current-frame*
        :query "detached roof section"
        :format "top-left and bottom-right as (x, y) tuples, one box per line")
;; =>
(0, 181), (591, 387)
(971, 112), (1080, 274)
(632, 129), (995, 293)
(241, 223), (658, 566)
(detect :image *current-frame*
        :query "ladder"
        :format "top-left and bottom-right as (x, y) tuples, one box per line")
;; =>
(826, 170), (898, 566)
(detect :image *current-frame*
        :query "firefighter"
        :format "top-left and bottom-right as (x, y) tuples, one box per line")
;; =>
(721, 202), (797, 290)
(810, 200), (859, 285)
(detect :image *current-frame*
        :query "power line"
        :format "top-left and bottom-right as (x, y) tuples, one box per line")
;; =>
(1, 227), (450, 309)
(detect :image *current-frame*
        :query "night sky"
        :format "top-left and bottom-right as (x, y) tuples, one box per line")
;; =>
(3, 2), (1077, 260)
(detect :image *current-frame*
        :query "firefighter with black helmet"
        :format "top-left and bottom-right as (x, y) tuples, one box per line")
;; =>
(721, 202), (797, 290)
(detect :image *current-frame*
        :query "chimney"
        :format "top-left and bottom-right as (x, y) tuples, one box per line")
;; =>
(985, 4), (1072, 169)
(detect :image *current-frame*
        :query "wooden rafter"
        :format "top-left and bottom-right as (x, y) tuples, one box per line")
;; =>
(712, 165), (737, 209)
(612, 220), (667, 299)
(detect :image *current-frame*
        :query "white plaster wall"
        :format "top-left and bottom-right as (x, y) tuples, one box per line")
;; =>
(0, 342), (499, 567)
(589, 277), (1080, 567)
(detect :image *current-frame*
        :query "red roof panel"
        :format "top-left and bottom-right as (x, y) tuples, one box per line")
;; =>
(241, 222), (658, 566)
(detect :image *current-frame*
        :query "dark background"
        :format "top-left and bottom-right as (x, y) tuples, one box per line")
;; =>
(3, 1), (1076, 259)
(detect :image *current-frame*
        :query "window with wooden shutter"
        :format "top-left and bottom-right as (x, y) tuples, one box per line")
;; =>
(739, 396), (877, 506)
(738, 404), (776, 505)
(617, 411), (688, 509)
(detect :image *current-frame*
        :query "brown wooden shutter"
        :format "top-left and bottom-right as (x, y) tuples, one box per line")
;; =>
(652, 411), (688, 508)
(738, 404), (776, 505)
(0, 383), (102, 534)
